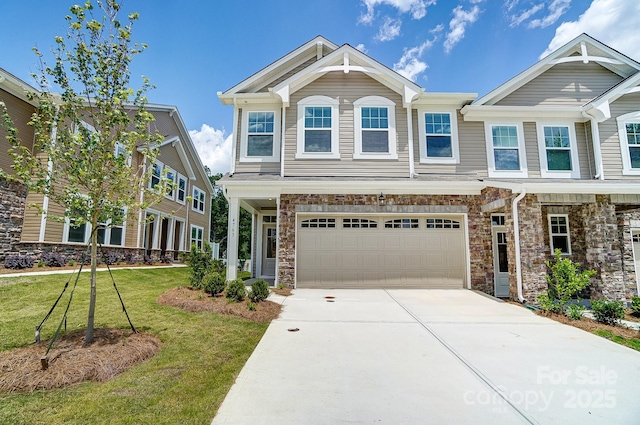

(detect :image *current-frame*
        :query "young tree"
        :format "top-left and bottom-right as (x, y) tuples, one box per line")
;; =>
(0, 1), (167, 343)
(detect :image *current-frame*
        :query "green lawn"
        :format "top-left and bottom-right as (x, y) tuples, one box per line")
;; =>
(0, 268), (268, 425)
(594, 329), (640, 352)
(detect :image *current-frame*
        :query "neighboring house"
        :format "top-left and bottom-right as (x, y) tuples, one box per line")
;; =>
(0, 67), (214, 263)
(217, 34), (640, 305)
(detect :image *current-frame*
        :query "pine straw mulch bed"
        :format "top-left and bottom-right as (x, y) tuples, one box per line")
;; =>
(536, 311), (640, 340)
(0, 328), (160, 393)
(157, 287), (283, 322)
(270, 286), (292, 296)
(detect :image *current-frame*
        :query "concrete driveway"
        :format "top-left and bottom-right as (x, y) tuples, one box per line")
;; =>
(211, 289), (640, 425)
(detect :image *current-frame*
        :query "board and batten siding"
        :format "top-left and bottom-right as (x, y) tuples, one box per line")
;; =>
(413, 110), (488, 176)
(234, 108), (281, 174)
(600, 92), (640, 179)
(284, 73), (410, 177)
(0, 90), (35, 175)
(496, 62), (623, 107)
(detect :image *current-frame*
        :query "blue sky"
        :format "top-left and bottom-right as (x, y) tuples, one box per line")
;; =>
(1, 0), (639, 173)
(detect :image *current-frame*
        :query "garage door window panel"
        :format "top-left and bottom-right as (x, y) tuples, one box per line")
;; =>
(343, 218), (378, 228)
(426, 218), (460, 229)
(385, 218), (419, 229)
(301, 218), (336, 228)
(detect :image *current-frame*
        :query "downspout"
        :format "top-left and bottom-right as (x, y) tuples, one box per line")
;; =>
(230, 98), (238, 175)
(582, 111), (604, 180)
(406, 105), (416, 178)
(512, 189), (527, 303)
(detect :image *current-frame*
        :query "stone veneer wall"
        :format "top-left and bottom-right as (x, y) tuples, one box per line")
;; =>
(278, 193), (494, 292)
(617, 209), (640, 300)
(17, 242), (146, 264)
(0, 178), (27, 262)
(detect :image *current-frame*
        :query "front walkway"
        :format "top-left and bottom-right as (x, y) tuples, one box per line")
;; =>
(212, 289), (640, 425)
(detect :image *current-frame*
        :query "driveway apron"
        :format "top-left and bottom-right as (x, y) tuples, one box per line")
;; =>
(212, 289), (640, 425)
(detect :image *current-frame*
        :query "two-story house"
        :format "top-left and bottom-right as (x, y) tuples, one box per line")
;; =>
(218, 34), (640, 305)
(0, 67), (214, 263)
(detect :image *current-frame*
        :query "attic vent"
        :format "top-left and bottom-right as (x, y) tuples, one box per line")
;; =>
(317, 42), (323, 60)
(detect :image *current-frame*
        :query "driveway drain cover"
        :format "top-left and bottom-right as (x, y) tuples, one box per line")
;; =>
(324, 296), (335, 299)
(288, 328), (300, 332)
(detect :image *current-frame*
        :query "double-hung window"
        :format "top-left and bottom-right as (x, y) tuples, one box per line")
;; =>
(192, 186), (205, 214)
(548, 214), (571, 255)
(114, 141), (132, 166)
(150, 160), (163, 189)
(176, 173), (187, 205)
(240, 108), (280, 162)
(485, 122), (528, 178)
(190, 225), (204, 250)
(536, 123), (580, 178)
(296, 96), (340, 159)
(418, 110), (459, 163)
(353, 96), (397, 159)
(63, 202), (91, 244)
(164, 167), (176, 200)
(617, 112), (640, 175)
(97, 209), (126, 246)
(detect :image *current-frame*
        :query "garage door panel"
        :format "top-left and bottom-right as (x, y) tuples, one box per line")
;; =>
(297, 215), (465, 289)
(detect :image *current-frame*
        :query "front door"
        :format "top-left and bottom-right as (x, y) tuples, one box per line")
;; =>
(493, 228), (509, 297)
(262, 225), (276, 277)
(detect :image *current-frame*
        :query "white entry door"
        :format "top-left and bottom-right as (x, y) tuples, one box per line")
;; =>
(262, 225), (276, 277)
(493, 228), (509, 297)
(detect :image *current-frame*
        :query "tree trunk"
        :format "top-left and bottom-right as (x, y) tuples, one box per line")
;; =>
(85, 227), (98, 343)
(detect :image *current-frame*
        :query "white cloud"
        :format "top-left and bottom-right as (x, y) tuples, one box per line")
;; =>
(189, 124), (233, 175)
(528, 0), (571, 28)
(542, 0), (640, 59)
(355, 43), (368, 53)
(376, 17), (402, 41)
(393, 38), (435, 81)
(359, 0), (435, 24)
(444, 5), (481, 53)
(509, 2), (545, 27)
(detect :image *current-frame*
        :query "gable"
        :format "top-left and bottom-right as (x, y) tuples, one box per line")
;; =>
(496, 61), (624, 107)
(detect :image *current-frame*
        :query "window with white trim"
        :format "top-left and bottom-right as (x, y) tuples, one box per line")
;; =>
(296, 96), (340, 159)
(150, 160), (163, 189)
(190, 225), (204, 250)
(353, 96), (397, 159)
(536, 123), (580, 178)
(114, 141), (132, 167)
(485, 122), (528, 178)
(164, 167), (176, 200)
(617, 112), (640, 175)
(192, 186), (205, 214)
(240, 108), (280, 162)
(176, 173), (187, 205)
(63, 204), (91, 244)
(548, 214), (571, 255)
(97, 209), (126, 246)
(418, 110), (460, 163)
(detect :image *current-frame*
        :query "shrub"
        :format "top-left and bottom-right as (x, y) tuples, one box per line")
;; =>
(143, 255), (154, 265)
(160, 254), (173, 264)
(124, 252), (138, 265)
(566, 303), (585, 320)
(249, 279), (270, 302)
(102, 251), (122, 265)
(225, 278), (247, 302)
(630, 296), (640, 317)
(538, 249), (595, 315)
(247, 301), (257, 311)
(203, 272), (226, 296)
(185, 242), (213, 289)
(3, 255), (34, 270)
(591, 298), (626, 325)
(41, 252), (67, 267)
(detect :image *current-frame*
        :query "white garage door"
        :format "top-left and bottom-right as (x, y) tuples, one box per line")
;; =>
(296, 215), (466, 289)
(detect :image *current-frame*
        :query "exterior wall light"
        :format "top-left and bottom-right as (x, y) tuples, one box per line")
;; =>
(378, 193), (386, 206)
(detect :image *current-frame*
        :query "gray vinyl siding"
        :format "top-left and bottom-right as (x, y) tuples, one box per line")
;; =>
(575, 121), (594, 179)
(496, 62), (623, 107)
(523, 122), (541, 178)
(413, 110), (488, 177)
(284, 73), (409, 177)
(600, 92), (640, 179)
(234, 108), (281, 174)
(256, 56), (318, 93)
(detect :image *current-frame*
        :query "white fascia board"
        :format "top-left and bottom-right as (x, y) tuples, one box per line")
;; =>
(223, 36), (339, 95)
(460, 105), (586, 121)
(586, 72), (640, 116)
(220, 179), (485, 197)
(473, 34), (640, 106)
(218, 92), (281, 106)
(0, 68), (40, 104)
(518, 181), (640, 194)
(412, 92), (477, 108)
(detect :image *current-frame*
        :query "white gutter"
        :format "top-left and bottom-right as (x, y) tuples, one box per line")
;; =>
(406, 105), (416, 178)
(512, 189), (527, 303)
(582, 111), (605, 180)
